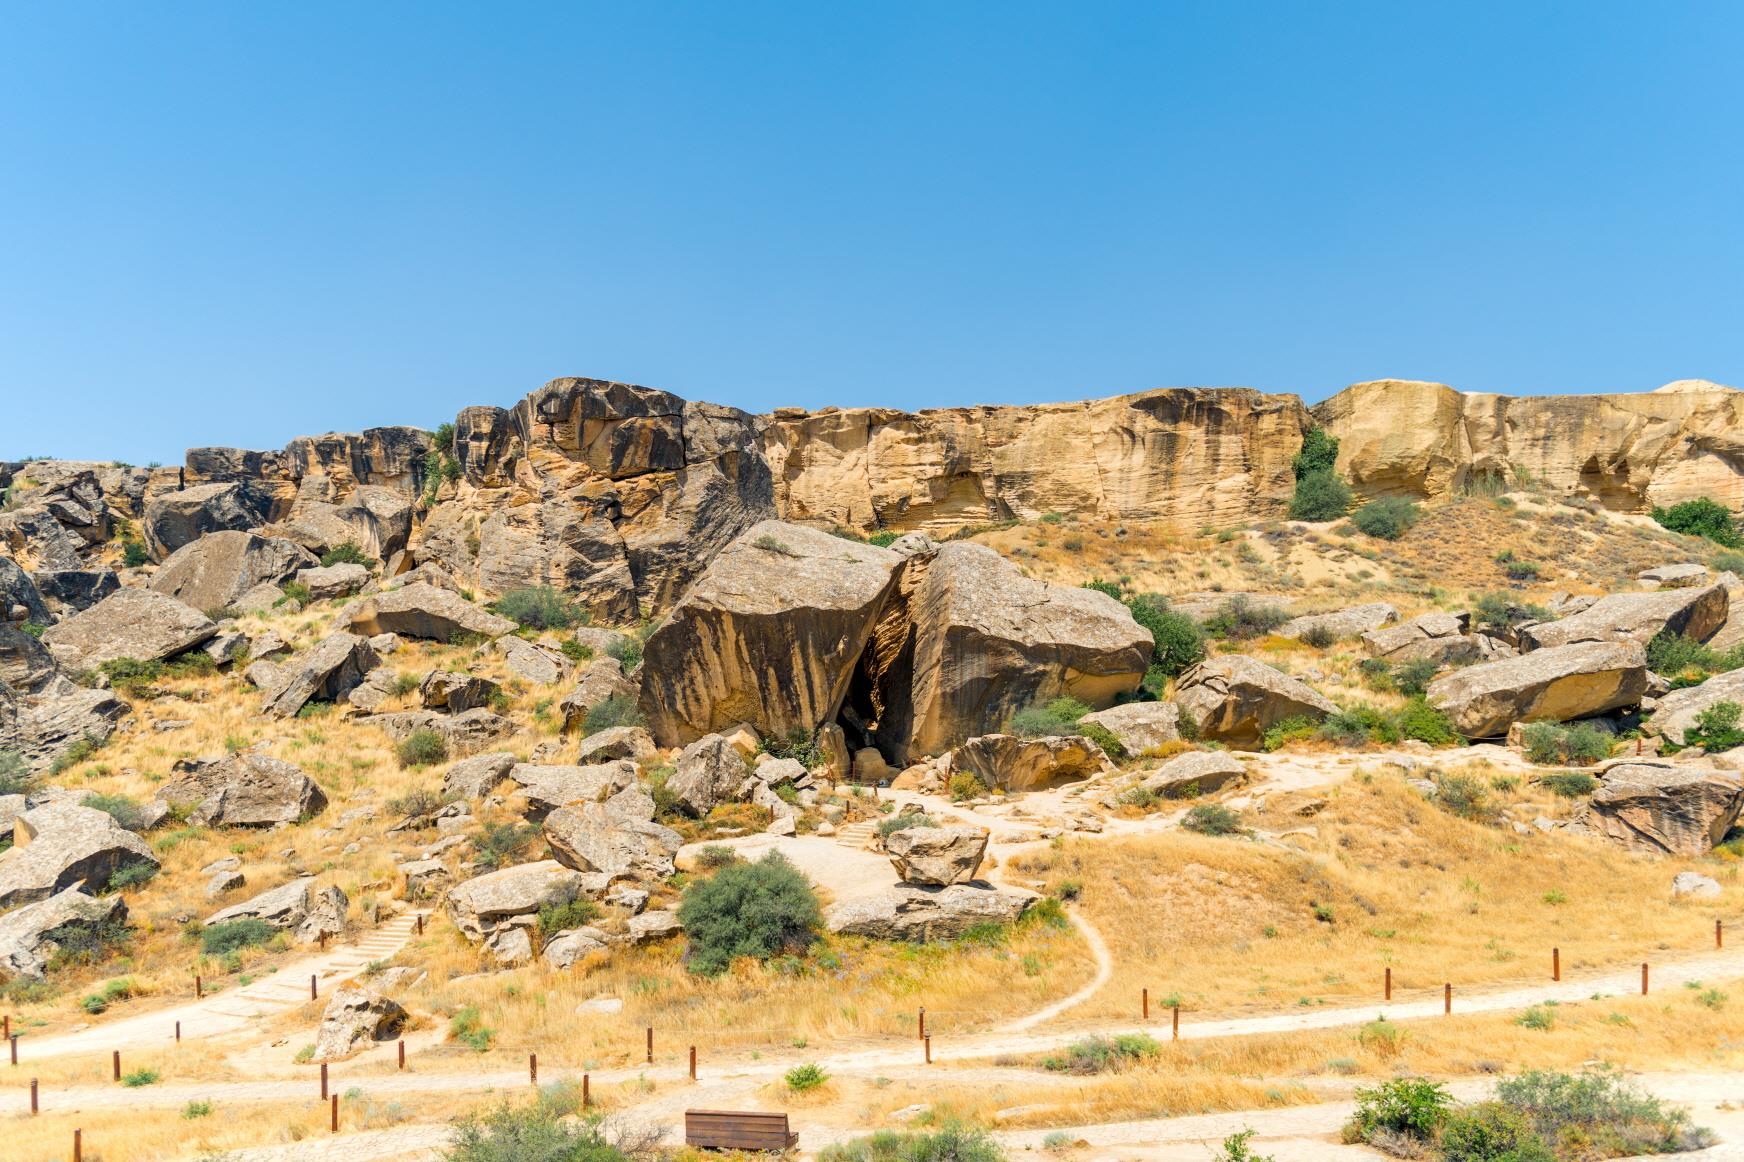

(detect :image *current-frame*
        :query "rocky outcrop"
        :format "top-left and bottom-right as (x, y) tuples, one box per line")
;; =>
(543, 925), (609, 968)
(1137, 750), (1247, 797)
(886, 826), (987, 886)
(949, 733), (1113, 792)
(205, 877), (348, 942)
(1650, 669), (1744, 747)
(0, 557), (52, 625)
(508, 761), (638, 818)
(496, 637), (571, 685)
(1520, 584), (1729, 651)
(1077, 702), (1181, 754)
(866, 543), (1153, 764)
(1361, 612), (1513, 664)
(313, 987), (406, 1061)
(1173, 655), (1338, 749)
(1426, 640), (1650, 738)
(444, 860), (589, 964)
(419, 670), (499, 713)
(259, 633), (379, 718)
(40, 588), (216, 670)
(271, 486), (414, 563)
(574, 726), (656, 765)
(665, 734), (751, 816)
(0, 671), (128, 774)
(373, 708), (517, 758)
(543, 803), (682, 880)
(31, 569), (118, 615)
(142, 482), (272, 561)
(0, 886), (127, 979)
(1571, 762), (1744, 856)
(0, 803), (160, 908)
(1278, 603), (1398, 642)
(156, 754), (328, 828)
(560, 658), (637, 732)
(343, 583), (516, 641)
(442, 752), (518, 800)
(826, 883), (1032, 942)
(149, 532), (315, 614)
(296, 563), (370, 602)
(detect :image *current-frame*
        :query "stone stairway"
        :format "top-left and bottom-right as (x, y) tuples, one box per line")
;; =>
(205, 912), (426, 1019)
(834, 820), (877, 849)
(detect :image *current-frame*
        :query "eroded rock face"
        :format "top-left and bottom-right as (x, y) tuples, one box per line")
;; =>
(638, 521), (903, 746)
(0, 556), (53, 625)
(205, 877), (348, 942)
(949, 733), (1113, 791)
(343, 583), (516, 641)
(544, 926), (609, 968)
(40, 588), (217, 670)
(1173, 655), (1338, 749)
(32, 569), (119, 615)
(1077, 702), (1181, 754)
(443, 752), (518, 800)
(1520, 584), (1729, 651)
(143, 481), (273, 561)
(867, 543), (1152, 764)
(444, 860), (589, 958)
(1138, 750), (1247, 797)
(260, 633), (379, 718)
(560, 658), (637, 732)
(496, 637), (571, 685)
(1572, 762), (1744, 856)
(509, 761), (638, 818)
(156, 754), (328, 828)
(419, 670), (499, 713)
(296, 563), (370, 602)
(0, 886), (127, 979)
(826, 884), (1032, 942)
(1361, 611), (1515, 664)
(886, 826), (987, 886)
(0, 672), (128, 774)
(313, 987), (406, 1061)
(575, 726), (656, 764)
(665, 734), (750, 816)
(149, 532), (315, 614)
(544, 803), (682, 880)
(1278, 603), (1398, 642)
(0, 803), (159, 908)
(1426, 640), (1650, 738)
(1650, 669), (1744, 747)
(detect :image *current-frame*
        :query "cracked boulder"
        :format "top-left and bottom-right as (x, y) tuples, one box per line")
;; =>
(373, 708), (517, 758)
(543, 803), (682, 880)
(560, 658), (638, 732)
(886, 825), (987, 886)
(826, 884), (1032, 942)
(343, 583), (516, 642)
(665, 734), (751, 816)
(1521, 584), (1729, 651)
(149, 531), (315, 615)
(1570, 762), (1744, 856)
(155, 753), (328, 828)
(205, 877), (348, 943)
(1172, 655), (1338, 750)
(1077, 702), (1181, 754)
(142, 481), (272, 560)
(313, 986), (406, 1061)
(444, 860), (590, 964)
(260, 632), (379, 718)
(419, 670), (499, 713)
(0, 886), (128, 979)
(948, 733), (1113, 792)
(0, 803), (160, 909)
(1278, 603), (1398, 642)
(39, 588), (217, 670)
(1426, 640), (1650, 738)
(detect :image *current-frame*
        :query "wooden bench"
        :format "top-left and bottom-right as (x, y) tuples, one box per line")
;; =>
(684, 1109), (798, 1151)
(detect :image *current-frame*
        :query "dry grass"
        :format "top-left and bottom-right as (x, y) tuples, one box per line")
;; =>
(1009, 773), (1737, 1021)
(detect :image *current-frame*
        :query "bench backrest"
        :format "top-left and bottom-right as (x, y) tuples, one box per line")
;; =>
(684, 1109), (795, 1150)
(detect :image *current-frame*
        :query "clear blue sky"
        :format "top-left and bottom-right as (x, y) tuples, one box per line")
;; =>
(5, 3), (1743, 464)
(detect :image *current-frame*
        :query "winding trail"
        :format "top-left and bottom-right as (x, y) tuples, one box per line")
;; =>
(999, 905), (1112, 1032)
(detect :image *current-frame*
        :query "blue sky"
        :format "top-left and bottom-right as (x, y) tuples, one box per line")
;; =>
(4, 3), (1743, 463)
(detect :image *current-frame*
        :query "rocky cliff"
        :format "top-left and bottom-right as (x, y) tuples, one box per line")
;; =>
(6, 373), (1744, 623)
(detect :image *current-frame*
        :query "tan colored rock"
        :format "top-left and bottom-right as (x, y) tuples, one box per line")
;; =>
(419, 669), (499, 713)
(1361, 611), (1515, 664)
(1650, 669), (1744, 747)
(575, 725), (656, 764)
(496, 637), (571, 685)
(39, 588), (217, 670)
(1138, 750), (1247, 797)
(886, 826), (987, 885)
(444, 860), (589, 945)
(1278, 603), (1398, 642)
(1078, 702), (1181, 753)
(559, 658), (638, 733)
(313, 987), (406, 1061)
(260, 632), (379, 718)
(1173, 655), (1338, 749)
(949, 733), (1113, 792)
(296, 563), (370, 601)
(157, 754), (327, 828)
(149, 531), (315, 613)
(1572, 762), (1744, 856)
(1426, 640), (1651, 738)
(0, 886), (128, 979)
(1520, 584), (1728, 651)
(0, 803), (158, 909)
(543, 803), (682, 880)
(825, 883), (1032, 942)
(142, 481), (270, 560)
(666, 734), (751, 815)
(372, 708), (516, 758)
(343, 583), (516, 641)
(442, 752), (518, 800)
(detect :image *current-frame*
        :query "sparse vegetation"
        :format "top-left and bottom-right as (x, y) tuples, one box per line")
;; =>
(396, 728), (448, 767)
(491, 585), (580, 631)
(1519, 722), (1612, 765)
(785, 1062), (829, 1092)
(1686, 700), (1744, 751)
(581, 695), (643, 736)
(1181, 803), (1242, 835)
(200, 919), (276, 956)
(1352, 496), (1420, 540)
(676, 851), (823, 976)
(820, 1123), (1005, 1162)
(1203, 594), (1290, 640)
(1042, 1032), (1159, 1073)
(1651, 496), (1741, 547)
(319, 540), (369, 567)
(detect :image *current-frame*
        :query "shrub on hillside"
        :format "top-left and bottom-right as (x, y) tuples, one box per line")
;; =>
(319, 540), (369, 567)
(396, 728), (448, 767)
(677, 851), (822, 976)
(1393, 658), (1440, 698)
(1351, 496), (1419, 540)
(820, 1123), (1005, 1162)
(1688, 700), (1744, 751)
(1007, 697), (1091, 738)
(1125, 593), (1205, 677)
(582, 695), (643, 736)
(1042, 1033), (1159, 1074)
(490, 586), (579, 631)
(1519, 722), (1612, 766)
(1181, 803), (1242, 836)
(1652, 497), (1742, 547)
(1289, 469), (1352, 522)
(1433, 774), (1497, 824)
(201, 919), (276, 956)
(0, 748), (30, 796)
(1342, 1077), (1452, 1149)
(1292, 426), (1340, 479)
(1203, 595), (1290, 640)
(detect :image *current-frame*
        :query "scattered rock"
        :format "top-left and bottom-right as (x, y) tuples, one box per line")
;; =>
(400, 859), (451, 899)
(372, 708), (517, 758)
(149, 532), (314, 614)
(1077, 702), (1181, 754)
(343, 583), (516, 641)
(156, 753), (328, 828)
(444, 860), (590, 958)
(1647, 669), (1744, 747)
(1173, 655), (1338, 749)
(1640, 563), (1710, 589)
(39, 588), (217, 670)
(622, 909), (682, 944)
(544, 926), (609, 968)
(1671, 871), (1722, 898)
(204, 877), (348, 943)
(313, 987), (406, 1061)
(0, 803), (160, 909)
(575, 726), (656, 764)
(1361, 611), (1514, 664)
(509, 761), (638, 817)
(142, 481), (270, 560)
(443, 752), (518, 800)
(544, 804), (683, 880)
(559, 658), (638, 732)
(666, 733), (751, 816)
(496, 637), (571, 685)
(1521, 584), (1728, 651)
(296, 563), (371, 602)
(419, 670), (499, 713)
(0, 886), (128, 979)
(1426, 640), (1651, 738)
(1570, 762), (1744, 856)
(1278, 602), (1398, 641)
(826, 884), (1032, 942)
(1137, 750), (1247, 797)
(260, 632), (380, 718)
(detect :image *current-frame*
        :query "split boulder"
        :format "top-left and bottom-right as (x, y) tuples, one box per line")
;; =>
(1172, 655), (1338, 749)
(1426, 640), (1650, 738)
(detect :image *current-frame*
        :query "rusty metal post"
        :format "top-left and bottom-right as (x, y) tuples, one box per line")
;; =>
(3, 1014), (8, 1039)
(398, 1040), (405, 1070)
(1642, 963), (1649, 995)
(1142, 988), (1149, 1020)
(529, 1053), (537, 1085)
(1552, 948), (1560, 981)
(9, 1034), (16, 1065)
(112, 1050), (119, 1082)
(583, 1074), (590, 1107)
(1384, 967), (1391, 1000)
(1444, 983), (1452, 1014)
(689, 1045), (696, 1080)
(646, 1026), (653, 1064)
(29, 1078), (37, 1114)
(320, 1062), (328, 1100)
(73, 1129), (82, 1162)
(319, 932), (328, 951)
(1719, 919), (1725, 950)
(918, 1006), (926, 1040)
(195, 974), (203, 999)
(924, 1035), (931, 1064)
(416, 913), (424, 936)
(330, 1093), (338, 1133)
(1172, 1005), (1180, 1041)
(310, 974), (318, 1001)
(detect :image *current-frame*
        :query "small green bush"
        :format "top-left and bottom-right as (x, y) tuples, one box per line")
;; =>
(1210, 1128), (1276, 1162)
(1538, 771), (1597, 798)
(819, 1122), (1005, 1162)
(785, 1062), (828, 1092)
(1652, 497), (1741, 547)
(396, 728), (448, 767)
(948, 770), (987, 800)
(877, 812), (938, 838)
(1495, 1067), (1712, 1158)
(200, 919), (275, 956)
(1396, 698), (1459, 745)
(1521, 722), (1612, 766)
(694, 844), (741, 870)
(83, 792), (147, 832)
(1289, 469), (1352, 522)
(1262, 715), (1319, 751)
(1351, 496), (1419, 540)
(121, 1067), (160, 1087)
(490, 586), (578, 631)
(0, 749), (33, 796)
(1689, 700), (1744, 751)
(319, 540), (369, 567)
(106, 862), (158, 893)
(1434, 774), (1496, 824)
(761, 726), (825, 768)
(1344, 1076), (1452, 1144)
(1292, 426), (1340, 479)
(450, 1005), (495, 1052)
(1042, 1032), (1159, 1074)
(120, 540), (150, 568)
(181, 1099), (214, 1119)
(581, 695), (643, 736)
(447, 1089), (633, 1162)
(1204, 595), (1290, 641)
(471, 822), (537, 870)
(1125, 593), (1205, 676)
(1439, 1102), (1554, 1162)
(1182, 803), (1242, 836)
(676, 851), (822, 976)
(1393, 658), (1439, 698)
(1007, 696), (1092, 738)
(536, 898), (601, 946)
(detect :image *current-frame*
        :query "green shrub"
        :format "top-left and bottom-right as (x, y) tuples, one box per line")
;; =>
(536, 899), (601, 947)
(121, 1067), (160, 1087)
(201, 919), (276, 956)
(1351, 496), (1419, 540)
(785, 1062), (828, 1092)
(1495, 1067), (1713, 1158)
(1318, 705), (1398, 748)
(447, 1088), (632, 1162)
(1521, 722), (1611, 766)
(1078, 721), (1127, 760)
(396, 729), (448, 767)
(1652, 497), (1741, 547)
(1298, 623), (1337, 649)
(1434, 774), (1496, 824)
(42, 914), (132, 970)
(450, 1005), (495, 1052)
(181, 1099), (214, 1119)
(1007, 696), (1092, 738)
(1538, 771), (1597, 798)
(559, 637), (594, 663)
(820, 1122), (1005, 1162)
(1289, 469), (1352, 522)
(1494, 549), (1542, 580)
(83, 792), (147, 832)
(0, 749), (32, 796)
(1204, 595), (1290, 641)
(280, 581), (312, 605)
(1042, 1032), (1159, 1074)
(694, 844), (741, 870)
(1182, 804), (1242, 836)
(581, 695), (643, 736)
(1262, 715), (1319, 751)
(98, 656), (165, 696)
(1210, 1129), (1276, 1162)
(1396, 698), (1459, 745)
(1713, 551), (1744, 574)
(761, 726), (825, 768)
(877, 813), (938, 838)
(1083, 579), (1124, 599)
(1125, 594), (1205, 676)
(1439, 1102), (1554, 1162)
(106, 862), (158, 893)
(1292, 426), (1340, 479)
(1393, 658), (1439, 698)
(1688, 700), (1744, 751)
(1344, 1076), (1452, 1144)
(676, 851), (822, 976)
(80, 976), (138, 1015)
(490, 586), (578, 631)
(605, 635), (643, 671)
(319, 540), (369, 567)
(1515, 1003), (1557, 1031)
(471, 822), (537, 871)
(120, 540), (150, 568)
(948, 770), (987, 800)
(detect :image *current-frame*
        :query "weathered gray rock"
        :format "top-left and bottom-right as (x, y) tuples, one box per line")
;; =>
(1138, 750), (1247, 797)
(1571, 762), (1744, 856)
(1173, 655), (1338, 749)
(623, 909), (682, 944)
(156, 753), (327, 828)
(233, 581), (289, 613)
(260, 632), (379, 718)
(666, 734), (750, 816)
(206, 869), (246, 897)
(1426, 640), (1651, 738)
(202, 629), (249, 665)
(886, 826), (987, 886)
(399, 858), (451, 899)
(444, 860), (589, 944)
(32, 569), (119, 614)
(313, 986), (406, 1061)
(205, 877), (348, 942)
(0, 672), (128, 774)
(638, 521), (903, 746)
(0, 556), (52, 626)
(372, 708), (517, 758)
(575, 726), (656, 764)
(419, 669), (499, 713)
(0, 803), (159, 908)
(296, 563), (370, 602)
(149, 532), (314, 614)
(1649, 669), (1744, 747)
(1672, 871), (1722, 898)
(508, 761), (637, 818)
(543, 925), (609, 968)
(868, 543), (1154, 764)
(949, 733), (1113, 792)
(603, 785), (657, 823)
(40, 588), (217, 670)
(272, 486), (414, 563)
(1522, 584), (1729, 651)
(826, 884), (1032, 942)
(1640, 563), (1710, 588)
(0, 623), (56, 691)
(0, 886), (127, 979)
(344, 583), (516, 641)
(560, 658), (638, 732)
(1279, 603), (1398, 642)
(1361, 611), (1515, 665)
(344, 666), (400, 712)
(544, 803), (682, 879)
(1078, 702), (1181, 754)
(496, 637), (571, 685)
(142, 481), (271, 560)
(443, 752), (518, 800)
(243, 659), (283, 689)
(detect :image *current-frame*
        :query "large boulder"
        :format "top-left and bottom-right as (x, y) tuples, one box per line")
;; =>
(1571, 762), (1744, 856)
(665, 734), (751, 816)
(296, 563), (370, 602)
(543, 925), (610, 969)
(31, 569), (119, 615)
(443, 752), (518, 800)
(1650, 669), (1744, 747)
(39, 588), (217, 670)
(259, 632), (379, 718)
(142, 481), (271, 560)
(148, 532), (315, 614)
(0, 623), (57, 691)
(886, 826), (987, 886)
(1172, 655), (1338, 749)
(560, 658), (638, 732)
(1137, 749), (1247, 797)
(496, 637), (571, 685)
(543, 804), (682, 880)
(155, 753), (327, 828)
(419, 669), (499, 713)
(0, 556), (51, 625)
(444, 860), (590, 961)
(373, 708), (517, 758)
(0, 803), (160, 908)
(1278, 603), (1398, 642)
(313, 987), (406, 1061)
(949, 733), (1113, 792)
(509, 761), (638, 818)
(205, 877), (348, 942)
(868, 543), (1153, 764)
(1426, 640), (1650, 738)
(1077, 702), (1181, 754)
(1361, 611), (1514, 664)
(0, 886), (127, 979)
(826, 884), (1032, 942)
(575, 726), (656, 764)
(0, 672), (128, 774)
(1521, 584), (1729, 651)
(343, 583), (515, 641)
(638, 521), (903, 746)
(272, 486), (414, 563)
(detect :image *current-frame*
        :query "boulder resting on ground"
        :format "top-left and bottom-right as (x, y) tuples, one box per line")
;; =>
(312, 986), (406, 1061)
(826, 883), (1032, 942)
(1569, 762), (1744, 856)
(1172, 655), (1338, 749)
(39, 588), (217, 670)
(886, 825), (987, 886)
(0, 886), (127, 979)
(1521, 584), (1729, 651)
(149, 532), (314, 614)
(343, 583), (516, 641)
(0, 803), (160, 909)
(155, 753), (327, 828)
(260, 632), (379, 718)
(949, 733), (1113, 792)
(1426, 640), (1650, 738)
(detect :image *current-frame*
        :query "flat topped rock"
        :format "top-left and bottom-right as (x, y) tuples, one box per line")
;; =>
(149, 531), (314, 614)
(0, 803), (160, 909)
(1426, 640), (1649, 738)
(39, 587), (216, 670)
(343, 583), (516, 641)
(1521, 584), (1728, 651)
(1173, 654), (1337, 749)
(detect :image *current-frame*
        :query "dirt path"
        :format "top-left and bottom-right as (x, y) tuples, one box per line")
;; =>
(14, 912), (429, 1062)
(999, 905), (1111, 1032)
